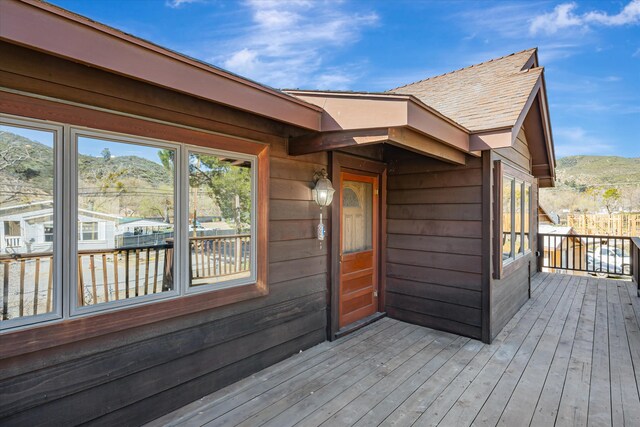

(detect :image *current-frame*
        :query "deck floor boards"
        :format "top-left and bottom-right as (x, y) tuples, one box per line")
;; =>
(147, 273), (640, 427)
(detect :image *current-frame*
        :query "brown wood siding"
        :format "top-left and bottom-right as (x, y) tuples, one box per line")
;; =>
(0, 47), (328, 425)
(489, 127), (538, 340)
(386, 153), (483, 340)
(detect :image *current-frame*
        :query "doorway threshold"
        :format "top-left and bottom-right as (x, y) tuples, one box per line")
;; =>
(334, 311), (386, 340)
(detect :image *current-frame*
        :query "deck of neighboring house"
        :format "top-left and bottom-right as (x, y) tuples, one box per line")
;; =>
(148, 273), (640, 427)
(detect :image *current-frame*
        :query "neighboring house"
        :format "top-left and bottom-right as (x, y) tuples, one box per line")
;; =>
(0, 200), (118, 253)
(539, 205), (559, 225)
(539, 224), (587, 273)
(0, 1), (556, 425)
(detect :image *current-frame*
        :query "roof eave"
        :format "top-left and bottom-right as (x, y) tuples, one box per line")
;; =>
(286, 91), (470, 148)
(0, 0), (323, 130)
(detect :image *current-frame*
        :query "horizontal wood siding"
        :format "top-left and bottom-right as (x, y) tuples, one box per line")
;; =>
(386, 153), (483, 340)
(0, 48), (328, 426)
(490, 127), (537, 339)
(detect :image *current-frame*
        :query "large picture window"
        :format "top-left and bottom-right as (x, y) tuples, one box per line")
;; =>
(1, 114), (262, 331)
(496, 161), (534, 277)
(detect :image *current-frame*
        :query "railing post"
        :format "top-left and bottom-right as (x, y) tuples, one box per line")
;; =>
(537, 233), (544, 272)
(235, 237), (241, 272)
(632, 237), (640, 296)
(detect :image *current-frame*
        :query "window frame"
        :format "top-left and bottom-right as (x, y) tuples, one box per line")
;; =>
(78, 222), (99, 241)
(494, 160), (535, 279)
(0, 101), (268, 351)
(69, 127), (183, 317)
(43, 222), (54, 243)
(183, 145), (258, 295)
(0, 115), (64, 330)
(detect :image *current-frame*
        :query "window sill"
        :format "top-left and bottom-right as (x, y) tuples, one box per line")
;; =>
(0, 279), (268, 360)
(499, 250), (532, 279)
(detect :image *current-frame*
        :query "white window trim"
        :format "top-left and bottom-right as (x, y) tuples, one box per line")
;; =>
(0, 115), (63, 330)
(69, 127), (183, 317)
(1, 113), (260, 331)
(182, 145), (258, 295)
(78, 222), (99, 241)
(502, 175), (533, 268)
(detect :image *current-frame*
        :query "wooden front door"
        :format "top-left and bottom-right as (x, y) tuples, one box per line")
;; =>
(339, 171), (379, 328)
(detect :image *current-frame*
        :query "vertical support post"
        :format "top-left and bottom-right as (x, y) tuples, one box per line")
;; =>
(632, 238), (639, 296)
(2, 261), (9, 320)
(235, 236), (241, 272)
(537, 233), (544, 272)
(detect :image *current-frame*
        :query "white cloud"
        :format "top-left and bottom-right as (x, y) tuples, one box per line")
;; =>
(634, 47), (640, 57)
(584, 0), (640, 25)
(530, 0), (640, 35)
(166, 0), (202, 8)
(554, 126), (615, 157)
(530, 3), (583, 35)
(214, 0), (378, 89)
(454, 3), (583, 63)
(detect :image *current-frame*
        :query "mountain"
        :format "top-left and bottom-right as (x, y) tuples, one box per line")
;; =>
(556, 156), (640, 188)
(0, 131), (172, 191)
(541, 155), (640, 214)
(0, 132), (173, 214)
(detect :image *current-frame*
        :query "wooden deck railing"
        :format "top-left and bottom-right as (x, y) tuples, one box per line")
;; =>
(1, 252), (53, 320)
(190, 234), (251, 281)
(76, 244), (175, 307)
(537, 233), (635, 278)
(1, 234), (250, 321)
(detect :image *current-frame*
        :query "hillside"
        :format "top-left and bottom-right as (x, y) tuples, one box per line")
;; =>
(0, 132), (173, 216)
(541, 155), (640, 214)
(556, 156), (640, 188)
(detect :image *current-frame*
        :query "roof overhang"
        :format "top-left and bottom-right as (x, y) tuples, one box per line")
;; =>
(284, 91), (471, 165)
(0, 0), (322, 130)
(468, 73), (556, 187)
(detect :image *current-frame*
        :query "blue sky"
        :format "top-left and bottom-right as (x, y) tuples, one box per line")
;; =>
(48, 0), (640, 158)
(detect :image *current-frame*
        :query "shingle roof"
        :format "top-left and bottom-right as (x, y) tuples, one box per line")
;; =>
(389, 48), (542, 132)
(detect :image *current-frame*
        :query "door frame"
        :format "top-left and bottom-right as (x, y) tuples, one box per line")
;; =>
(329, 152), (387, 340)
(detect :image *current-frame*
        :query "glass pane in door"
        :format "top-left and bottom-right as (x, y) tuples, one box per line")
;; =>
(342, 180), (373, 254)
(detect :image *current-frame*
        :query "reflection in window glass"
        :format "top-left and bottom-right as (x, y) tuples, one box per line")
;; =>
(515, 180), (523, 254)
(188, 152), (253, 287)
(76, 136), (175, 308)
(0, 124), (56, 321)
(79, 222), (99, 241)
(502, 177), (513, 261)
(524, 184), (531, 252)
(44, 224), (54, 243)
(342, 181), (373, 254)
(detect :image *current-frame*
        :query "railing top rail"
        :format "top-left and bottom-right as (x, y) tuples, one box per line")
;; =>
(538, 233), (634, 240)
(0, 243), (175, 261)
(188, 234), (250, 241)
(0, 234), (253, 261)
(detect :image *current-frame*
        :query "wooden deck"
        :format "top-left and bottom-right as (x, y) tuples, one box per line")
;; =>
(148, 273), (640, 426)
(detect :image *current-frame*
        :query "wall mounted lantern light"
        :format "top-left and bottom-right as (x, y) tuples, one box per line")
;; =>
(312, 169), (335, 241)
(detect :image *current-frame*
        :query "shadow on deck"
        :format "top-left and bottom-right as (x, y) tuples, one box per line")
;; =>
(148, 273), (640, 426)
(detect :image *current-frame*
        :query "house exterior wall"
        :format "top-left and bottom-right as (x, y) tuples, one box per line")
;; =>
(385, 150), (484, 340)
(489, 127), (539, 340)
(0, 44), (327, 425)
